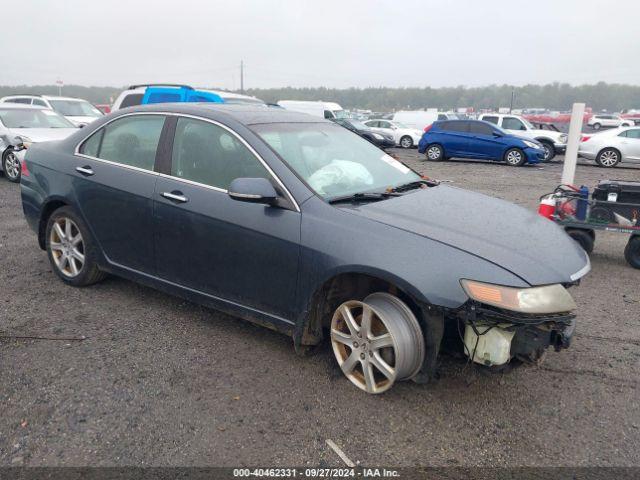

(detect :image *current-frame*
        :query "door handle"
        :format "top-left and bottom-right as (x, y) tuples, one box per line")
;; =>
(75, 166), (94, 176)
(161, 191), (189, 203)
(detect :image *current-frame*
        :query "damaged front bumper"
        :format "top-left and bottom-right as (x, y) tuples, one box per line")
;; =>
(458, 302), (576, 367)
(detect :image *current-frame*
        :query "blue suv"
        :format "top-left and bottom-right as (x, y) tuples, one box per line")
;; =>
(418, 120), (545, 166)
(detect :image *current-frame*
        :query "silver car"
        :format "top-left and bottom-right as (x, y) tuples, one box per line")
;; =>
(579, 126), (640, 167)
(0, 104), (78, 182)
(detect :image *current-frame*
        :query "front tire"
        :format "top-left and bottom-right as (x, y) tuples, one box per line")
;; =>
(625, 236), (640, 269)
(2, 149), (21, 183)
(399, 136), (413, 149)
(425, 144), (444, 161)
(596, 148), (620, 168)
(45, 206), (106, 286)
(566, 228), (595, 254)
(330, 292), (425, 394)
(540, 141), (555, 162)
(504, 148), (526, 166)
(592, 123), (601, 130)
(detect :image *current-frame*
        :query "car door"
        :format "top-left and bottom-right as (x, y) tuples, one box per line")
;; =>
(618, 129), (640, 161)
(74, 114), (166, 273)
(467, 122), (504, 160)
(153, 116), (301, 319)
(438, 121), (470, 156)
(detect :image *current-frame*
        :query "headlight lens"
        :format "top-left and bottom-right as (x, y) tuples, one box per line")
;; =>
(373, 133), (384, 140)
(560, 134), (568, 143)
(460, 280), (577, 314)
(523, 140), (541, 149)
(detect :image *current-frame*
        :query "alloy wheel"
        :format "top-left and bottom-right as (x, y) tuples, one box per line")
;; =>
(599, 150), (618, 167)
(427, 146), (442, 160)
(3, 151), (20, 181)
(400, 136), (413, 149)
(542, 144), (552, 161)
(49, 217), (85, 278)
(330, 293), (424, 394)
(506, 150), (523, 165)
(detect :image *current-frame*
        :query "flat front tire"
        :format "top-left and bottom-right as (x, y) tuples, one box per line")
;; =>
(330, 292), (425, 394)
(45, 206), (106, 286)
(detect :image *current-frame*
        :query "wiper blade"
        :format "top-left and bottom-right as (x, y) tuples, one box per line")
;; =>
(328, 191), (399, 205)
(390, 178), (440, 193)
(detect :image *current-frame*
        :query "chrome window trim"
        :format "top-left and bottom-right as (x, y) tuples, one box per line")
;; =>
(74, 111), (300, 212)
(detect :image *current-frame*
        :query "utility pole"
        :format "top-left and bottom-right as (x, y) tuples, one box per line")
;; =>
(240, 60), (244, 94)
(509, 88), (515, 113)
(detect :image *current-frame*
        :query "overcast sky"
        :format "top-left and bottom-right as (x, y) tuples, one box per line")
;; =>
(4, 0), (640, 89)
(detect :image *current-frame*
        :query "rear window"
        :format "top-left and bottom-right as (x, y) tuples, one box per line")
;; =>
(120, 93), (144, 108)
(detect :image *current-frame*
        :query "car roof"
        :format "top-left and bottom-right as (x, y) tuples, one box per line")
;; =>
(2, 94), (89, 102)
(0, 103), (48, 110)
(118, 103), (332, 126)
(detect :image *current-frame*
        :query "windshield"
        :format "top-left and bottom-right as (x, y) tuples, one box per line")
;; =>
(48, 99), (102, 117)
(521, 117), (535, 129)
(0, 108), (76, 128)
(253, 123), (421, 200)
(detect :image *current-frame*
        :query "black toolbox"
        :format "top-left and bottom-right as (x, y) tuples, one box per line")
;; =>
(591, 180), (640, 224)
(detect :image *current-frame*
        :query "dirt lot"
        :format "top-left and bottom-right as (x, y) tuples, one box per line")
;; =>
(1, 152), (639, 468)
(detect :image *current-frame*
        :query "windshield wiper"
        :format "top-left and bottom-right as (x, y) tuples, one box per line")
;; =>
(328, 191), (399, 205)
(390, 178), (440, 193)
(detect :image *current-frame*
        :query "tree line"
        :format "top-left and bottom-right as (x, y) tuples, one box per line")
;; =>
(1, 82), (639, 112)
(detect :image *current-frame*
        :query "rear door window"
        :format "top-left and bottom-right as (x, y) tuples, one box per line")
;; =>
(170, 117), (270, 190)
(469, 122), (495, 136)
(79, 115), (165, 171)
(482, 116), (499, 125)
(626, 129), (640, 139)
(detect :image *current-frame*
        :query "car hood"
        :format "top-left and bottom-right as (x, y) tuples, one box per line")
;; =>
(6, 127), (78, 143)
(530, 129), (563, 140)
(347, 185), (589, 286)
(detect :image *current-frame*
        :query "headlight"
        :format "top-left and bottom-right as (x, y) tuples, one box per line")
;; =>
(460, 280), (577, 314)
(559, 134), (568, 143)
(16, 135), (33, 149)
(523, 140), (541, 149)
(373, 133), (384, 140)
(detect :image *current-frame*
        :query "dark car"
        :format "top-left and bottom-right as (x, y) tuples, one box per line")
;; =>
(333, 118), (396, 149)
(418, 120), (546, 166)
(21, 104), (590, 394)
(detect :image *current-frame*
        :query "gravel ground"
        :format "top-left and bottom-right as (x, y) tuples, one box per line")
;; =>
(1, 151), (639, 468)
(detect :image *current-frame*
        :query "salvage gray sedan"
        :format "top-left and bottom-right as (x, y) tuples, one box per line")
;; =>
(20, 104), (590, 393)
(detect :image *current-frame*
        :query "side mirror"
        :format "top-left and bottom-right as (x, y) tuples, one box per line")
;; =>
(228, 177), (278, 205)
(493, 131), (503, 138)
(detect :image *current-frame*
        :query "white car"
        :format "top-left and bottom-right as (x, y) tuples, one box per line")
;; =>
(0, 104), (78, 182)
(0, 94), (103, 127)
(277, 100), (346, 119)
(579, 126), (640, 167)
(391, 111), (460, 131)
(587, 114), (634, 130)
(479, 113), (568, 161)
(363, 119), (423, 148)
(111, 84), (265, 111)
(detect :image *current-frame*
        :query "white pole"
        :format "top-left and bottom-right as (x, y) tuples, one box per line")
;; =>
(561, 102), (585, 186)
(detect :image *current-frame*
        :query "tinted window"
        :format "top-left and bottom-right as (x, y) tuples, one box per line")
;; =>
(32, 99), (47, 107)
(6, 98), (32, 104)
(502, 117), (526, 130)
(483, 116), (499, 125)
(120, 93), (144, 108)
(81, 115), (165, 171)
(469, 122), (495, 135)
(440, 121), (469, 133)
(379, 121), (391, 128)
(365, 121), (378, 128)
(437, 114), (448, 121)
(626, 129), (640, 139)
(171, 117), (270, 190)
(324, 110), (334, 119)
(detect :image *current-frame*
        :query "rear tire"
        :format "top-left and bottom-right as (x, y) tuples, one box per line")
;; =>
(2, 149), (21, 183)
(595, 148), (620, 168)
(425, 144), (444, 161)
(566, 228), (594, 254)
(624, 236), (640, 269)
(45, 206), (106, 287)
(592, 123), (601, 130)
(399, 136), (413, 149)
(504, 148), (526, 166)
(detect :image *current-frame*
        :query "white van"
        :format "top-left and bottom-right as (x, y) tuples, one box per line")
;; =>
(277, 100), (346, 119)
(392, 111), (458, 130)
